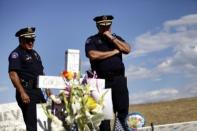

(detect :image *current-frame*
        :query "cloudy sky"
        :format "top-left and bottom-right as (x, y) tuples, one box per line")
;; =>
(128, 13), (197, 104)
(0, 0), (197, 104)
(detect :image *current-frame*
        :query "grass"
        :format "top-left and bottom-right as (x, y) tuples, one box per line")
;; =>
(129, 97), (197, 127)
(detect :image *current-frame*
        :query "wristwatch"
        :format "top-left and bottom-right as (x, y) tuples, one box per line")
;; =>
(112, 33), (117, 41)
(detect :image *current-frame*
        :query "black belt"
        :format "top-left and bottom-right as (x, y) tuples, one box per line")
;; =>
(21, 79), (37, 89)
(98, 70), (124, 80)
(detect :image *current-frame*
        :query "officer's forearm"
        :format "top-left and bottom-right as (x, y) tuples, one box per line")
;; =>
(112, 38), (131, 54)
(88, 49), (119, 60)
(9, 71), (26, 94)
(104, 32), (131, 54)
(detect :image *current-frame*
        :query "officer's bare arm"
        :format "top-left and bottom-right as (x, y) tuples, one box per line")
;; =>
(88, 49), (119, 60)
(9, 71), (25, 93)
(104, 31), (131, 54)
(111, 38), (131, 54)
(9, 71), (30, 103)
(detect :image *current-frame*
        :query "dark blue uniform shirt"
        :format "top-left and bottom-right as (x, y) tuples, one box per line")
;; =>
(85, 34), (125, 75)
(9, 46), (46, 131)
(85, 34), (129, 130)
(8, 45), (44, 82)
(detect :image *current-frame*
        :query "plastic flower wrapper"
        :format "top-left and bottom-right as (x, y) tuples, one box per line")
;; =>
(42, 71), (107, 131)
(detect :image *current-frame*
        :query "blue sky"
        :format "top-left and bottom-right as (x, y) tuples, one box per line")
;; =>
(1, 0), (197, 104)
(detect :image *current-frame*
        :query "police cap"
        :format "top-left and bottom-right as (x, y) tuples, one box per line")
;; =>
(93, 15), (114, 26)
(15, 27), (36, 38)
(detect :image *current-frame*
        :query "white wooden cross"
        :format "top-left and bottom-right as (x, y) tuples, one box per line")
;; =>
(39, 49), (80, 89)
(36, 49), (113, 131)
(37, 49), (80, 131)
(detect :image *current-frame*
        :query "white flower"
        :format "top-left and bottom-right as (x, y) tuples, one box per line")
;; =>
(85, 110), (93, 119)
(50, 95), (62, 104)
(51, 122), (65, 131)
(65, 115), (73, 124)
(51, 115), (63, 126)
(72, 101), (81, 115)
(92, 104), (103, 114)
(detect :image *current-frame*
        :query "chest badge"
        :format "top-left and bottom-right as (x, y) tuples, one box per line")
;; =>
(25, 55), (32, 61)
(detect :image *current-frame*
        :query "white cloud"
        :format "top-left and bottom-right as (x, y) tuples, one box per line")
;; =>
(126, 65), (152, 80)
(156, 40), (197, 77)
(128, 13), (197, 80)
(164, 14), (197, 31)
(132, 14), (197, 57)
(127, 14), (197, 104)
(130, 84), (197, 104)
(182, 82), (197, 96)
(130, 88), (178, 104)
(132, 32), (172, 57)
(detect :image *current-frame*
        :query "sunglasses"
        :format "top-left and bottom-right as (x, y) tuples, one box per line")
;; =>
(24, 38), (35, 43)
(97, 25), (111, 29)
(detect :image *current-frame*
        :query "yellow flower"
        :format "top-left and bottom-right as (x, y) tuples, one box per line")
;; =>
(86, 96), (97, 110)
(62, 70), (74, 80)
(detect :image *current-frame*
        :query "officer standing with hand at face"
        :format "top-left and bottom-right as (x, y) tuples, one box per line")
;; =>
(85, 15), (131, 131)
(8, 27), (51, 131)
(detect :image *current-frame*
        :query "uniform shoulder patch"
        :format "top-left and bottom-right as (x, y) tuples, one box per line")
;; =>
(11, 52), (19, 59)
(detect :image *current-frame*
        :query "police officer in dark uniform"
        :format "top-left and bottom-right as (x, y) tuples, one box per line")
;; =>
(8, 27), (50, 131)
(85, 15), (131, 131)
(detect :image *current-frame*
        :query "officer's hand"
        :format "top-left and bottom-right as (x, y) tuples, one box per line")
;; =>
(21, 92), (30, 104)
(103, 31), (112, 38)
(113, 49), (120, 55)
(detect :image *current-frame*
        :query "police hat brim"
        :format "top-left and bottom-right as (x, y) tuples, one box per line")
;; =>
(97, 21), (112, 26)
(15, 27), (36, 38)
(94, 15), (113, 26)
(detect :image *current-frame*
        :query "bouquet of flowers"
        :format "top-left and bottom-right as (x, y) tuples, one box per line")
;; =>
(42, 71), (107, 131)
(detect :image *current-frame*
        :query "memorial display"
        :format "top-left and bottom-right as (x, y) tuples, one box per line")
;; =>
(41, 71), (108, 131)
(37, 49), (112, 131)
